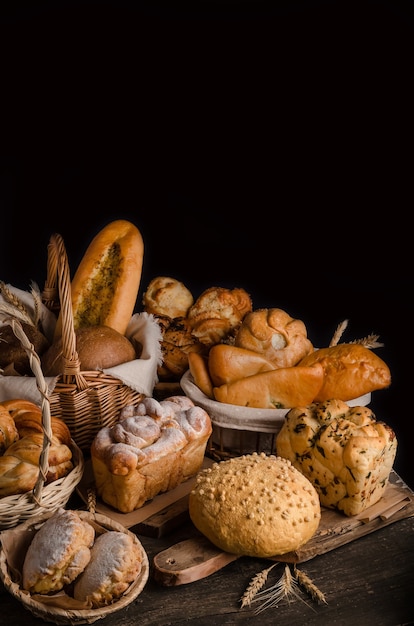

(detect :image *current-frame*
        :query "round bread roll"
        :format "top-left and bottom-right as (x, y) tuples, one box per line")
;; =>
(22, 509), (95, 594)
(0, 321), (50, 375)
(73, 531), (143, 607)
(189, 453), (321, 558)
(41, 325), (137, 375)
(235, 307), (314, 368)
(142, 276), (194, 318)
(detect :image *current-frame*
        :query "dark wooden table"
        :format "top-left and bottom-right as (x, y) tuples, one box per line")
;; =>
(1, 486), (414, 626)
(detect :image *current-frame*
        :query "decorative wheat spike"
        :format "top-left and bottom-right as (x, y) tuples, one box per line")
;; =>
(30, 281), (42, 326)
(350, 333), (384, 349)
(240, 562), (279, 608)
(294, 565), (327, 605)
(0, 281), (34, 325)
(329, 319), (349, 346)
(250, 563), (306, 614)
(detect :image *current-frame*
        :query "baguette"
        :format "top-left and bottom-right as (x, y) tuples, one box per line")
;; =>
(54, 220), (144, 340)
(213, 363), (324, 409)
(208, 344), (275, 386)
(298, 343), (391, 401)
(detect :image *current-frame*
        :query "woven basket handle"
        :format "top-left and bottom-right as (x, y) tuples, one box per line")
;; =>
(9, 318), (52, 504)
(43, 233), (88, 390)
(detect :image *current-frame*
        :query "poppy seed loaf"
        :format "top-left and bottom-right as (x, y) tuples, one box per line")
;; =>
(189, 453), (321, 558)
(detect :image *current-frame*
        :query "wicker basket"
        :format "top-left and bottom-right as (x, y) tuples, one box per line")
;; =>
(41, 233), (144, 451)
(0, 508), (149, 625)
(0, 319), (84, 530)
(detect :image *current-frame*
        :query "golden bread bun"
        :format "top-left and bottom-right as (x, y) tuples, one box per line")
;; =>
(189, 453), (321, 558)
(142, 276), (194, 318)
(74, 531), (143, 607)
(22, 509), (95, 593)
(156, 316), (207, 380)
(276, 399), (397, 516)
(213, 363), (324, 409)
(187, 286), (252, 346)
(0, 321), (50, 375)
(298, 343), (391, 401)
(42, 325), (136, 375)
(234, 308), (313, 367)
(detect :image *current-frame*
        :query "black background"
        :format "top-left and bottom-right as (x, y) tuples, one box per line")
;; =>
(1, 1), (412, 485)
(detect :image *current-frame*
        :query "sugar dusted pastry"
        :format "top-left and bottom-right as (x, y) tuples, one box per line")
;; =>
(276, 399), (397, 516)
(74, 531), (143, 607)
(22, 509), (95, 594)
(91, 396), (212, 513)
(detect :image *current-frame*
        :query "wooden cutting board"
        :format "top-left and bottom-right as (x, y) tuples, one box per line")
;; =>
(153, 470), (414, 585)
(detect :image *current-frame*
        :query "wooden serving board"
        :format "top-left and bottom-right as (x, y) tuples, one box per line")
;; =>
(153, 470), (414, 585)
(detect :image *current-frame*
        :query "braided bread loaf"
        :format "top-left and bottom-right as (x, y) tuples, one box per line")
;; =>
(91, 395), (212, 513)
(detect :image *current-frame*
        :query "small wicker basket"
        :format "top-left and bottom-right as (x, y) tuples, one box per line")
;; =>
(41, 233), (144, 451)
(0, 508), (149, 625)
(0, 319), (84, 530)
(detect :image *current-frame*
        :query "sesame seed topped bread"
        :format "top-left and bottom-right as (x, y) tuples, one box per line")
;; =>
(276, 399), (398, 516)
(189, 453), (321, 558)
(22, 509), (95, 594)
(73, 531), (143, 608)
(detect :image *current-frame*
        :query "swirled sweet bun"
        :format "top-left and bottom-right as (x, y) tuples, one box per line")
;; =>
(22, 509), (95, 594)
(189, 453), (321, 558)
(73, 531), (143, 607)
(234, 308), (314, 368)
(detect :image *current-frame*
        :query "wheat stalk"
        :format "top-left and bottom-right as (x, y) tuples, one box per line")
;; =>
(329, 319), (349, 346)
(0, 281), (36, 326)
(240, 562), (279, 608)
(249, 563), (311, 614)
(294, 565), (327, 605)
(350, 333), (384, 349)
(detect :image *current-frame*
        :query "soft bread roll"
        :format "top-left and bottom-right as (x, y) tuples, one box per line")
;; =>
(298, 343), (391, 401)
(73, 531), (143, 607)
(235, 308), (314, 367)
(0, 321), (50, 376)
(22, 509), (95, 594)
(207, 344), (276, 386)
(156, 316), (207, 381)
(91, 396), (212, 512)
(188, 352), (214, 399)
(213, 363), (324, 409)
(0, 404), (19, 453)
(189, 453), (321, 558)
(142, 276), (194, 318)
(0, 432), (74, 496)
(276, 399), (398, 516)
(187, 286), (252, 346)
(42, 325), (137, 375)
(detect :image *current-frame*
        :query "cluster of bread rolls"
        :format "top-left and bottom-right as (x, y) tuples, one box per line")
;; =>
(142, 278), (253, 381)
(22, 508), (144, 607)
(0, 399), (74, 497)
(188, 307), (391, 409)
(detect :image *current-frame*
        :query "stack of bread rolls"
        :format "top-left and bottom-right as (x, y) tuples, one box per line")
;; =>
(0, 399), (74, 497)
(142, 278), (253, 381)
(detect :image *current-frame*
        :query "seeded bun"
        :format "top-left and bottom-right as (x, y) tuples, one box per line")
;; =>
(189, 453), (321, 558)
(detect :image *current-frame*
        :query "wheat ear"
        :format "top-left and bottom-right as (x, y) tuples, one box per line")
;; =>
(240, 562), (279, 608)
(294, 565), (327, 605)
